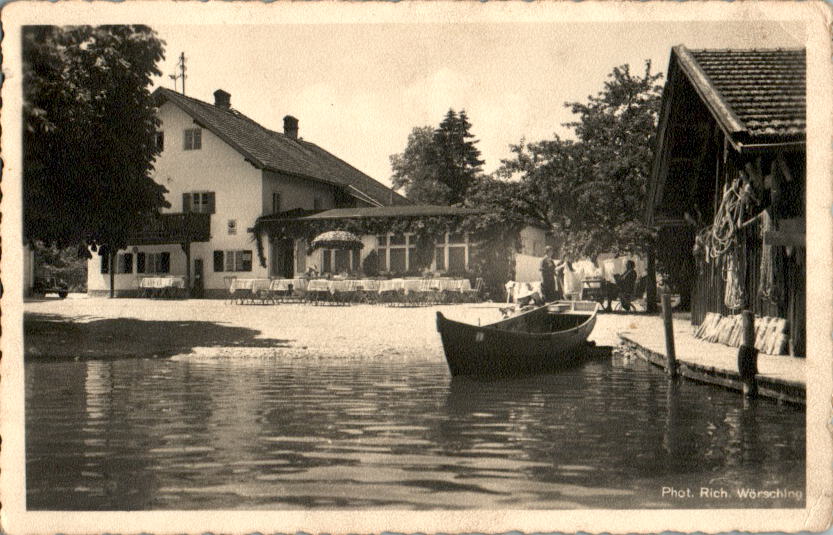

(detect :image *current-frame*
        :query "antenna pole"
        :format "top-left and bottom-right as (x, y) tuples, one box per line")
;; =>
(170, 53), (187, 95)
(179, 52), (187, 96)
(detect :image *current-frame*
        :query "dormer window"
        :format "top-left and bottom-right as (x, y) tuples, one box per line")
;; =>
(184, 128), (202, 150)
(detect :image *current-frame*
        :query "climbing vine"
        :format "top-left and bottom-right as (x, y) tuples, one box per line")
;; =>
(251, 212), (527, 299)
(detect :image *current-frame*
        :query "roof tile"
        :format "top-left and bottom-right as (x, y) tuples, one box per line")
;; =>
(154, 87), (409, 206)
(688, 48), (805, 140)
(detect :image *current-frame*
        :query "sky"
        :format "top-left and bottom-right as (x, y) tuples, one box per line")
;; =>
(152, 21), (804, 187)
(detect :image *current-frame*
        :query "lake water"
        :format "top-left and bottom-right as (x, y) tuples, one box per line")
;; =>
(26, 353), (804, 510)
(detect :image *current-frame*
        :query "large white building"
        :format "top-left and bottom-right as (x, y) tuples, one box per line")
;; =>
(87, 87), (545, 297)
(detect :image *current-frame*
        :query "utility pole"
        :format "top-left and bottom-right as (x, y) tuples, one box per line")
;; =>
(169, 52), (187, 95)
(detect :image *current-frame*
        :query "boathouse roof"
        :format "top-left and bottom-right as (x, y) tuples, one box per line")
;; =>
(668, 46), (806, 148)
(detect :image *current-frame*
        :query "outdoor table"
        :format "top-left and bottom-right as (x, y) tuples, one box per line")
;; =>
(229, 278), (271, 304)
(268, 278), (307, 302)
(139, 276), (185, 298)
(378, 279), (404, 293)
(582, 277), (608, 304)
(304, 279), (357, 305)
(354, 279), (380, 291)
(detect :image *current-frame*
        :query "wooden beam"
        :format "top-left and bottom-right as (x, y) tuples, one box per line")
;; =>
(764, 230), (805, 248)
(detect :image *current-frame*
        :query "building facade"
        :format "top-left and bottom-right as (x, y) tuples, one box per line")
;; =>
(88, 88), (543, 298)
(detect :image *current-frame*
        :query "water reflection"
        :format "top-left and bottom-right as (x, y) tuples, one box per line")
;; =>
(26, 353), (804, 510)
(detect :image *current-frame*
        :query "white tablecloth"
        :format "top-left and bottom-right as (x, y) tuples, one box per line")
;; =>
(270, 278), (309, 292)
(140, 277), (185, 289)
(307, 279), (367, 293)
(379, 278), (471, 293)
(229, 278), (271, 293)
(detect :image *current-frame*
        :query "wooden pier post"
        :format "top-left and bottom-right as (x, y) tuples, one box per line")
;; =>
(661, 293), (677, 378)
(738, 310), (758, 398)
(646, 242), (658, 314)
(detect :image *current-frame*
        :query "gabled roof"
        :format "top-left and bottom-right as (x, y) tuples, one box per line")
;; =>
(258, 205), (484, 223)
(646, 46), (805, 225)
(153, 87), (410, 207)
(672, 46), (805, 146)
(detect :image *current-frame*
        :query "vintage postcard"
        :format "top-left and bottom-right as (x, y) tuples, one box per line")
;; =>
(1, 1), (831, 533)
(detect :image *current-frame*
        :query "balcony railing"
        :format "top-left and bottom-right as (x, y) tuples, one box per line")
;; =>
(129, 212), (211, 245)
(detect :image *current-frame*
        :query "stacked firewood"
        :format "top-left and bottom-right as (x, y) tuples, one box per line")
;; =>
(694, 312), (788, 355)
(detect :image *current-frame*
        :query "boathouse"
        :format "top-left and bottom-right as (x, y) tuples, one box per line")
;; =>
(646, 46), (805, 356)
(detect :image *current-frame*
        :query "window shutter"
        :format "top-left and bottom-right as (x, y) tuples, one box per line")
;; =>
(241, 251), (253, 272)
(123, 253), (133, 274)
(137, 253), (146, 273)
(100, 253), (109, 274)
(213, 250), (224, 272)
(160, 252), (170, 273)
(183, 193), (191, 213)
(207, 192), (216, 214)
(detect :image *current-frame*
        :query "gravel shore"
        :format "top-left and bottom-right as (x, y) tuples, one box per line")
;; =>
(24, 296), (625, 361)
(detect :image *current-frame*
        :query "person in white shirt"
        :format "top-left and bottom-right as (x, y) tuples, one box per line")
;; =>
(561, 260), (584, 300)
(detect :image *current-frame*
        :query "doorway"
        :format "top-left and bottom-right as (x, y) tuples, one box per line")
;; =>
(271, 238), (295, 278)
(193, 258), (204, 298)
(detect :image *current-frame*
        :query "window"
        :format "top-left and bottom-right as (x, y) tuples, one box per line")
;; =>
(376, 233), (416, 273)
(183, 191), (215, 214)
(272, 192), (282, 214)
(142, 252), (170, 274)
(183, 128), (202, 150)
(214, 250), (252, 272)
(155, 132), (164, 152)
(320, 248), (356, 274)
(227, 219), (237, 235)
(100, 254), (109, 274)
(435, 232), (471, 272)
(118, 253), (133, 274)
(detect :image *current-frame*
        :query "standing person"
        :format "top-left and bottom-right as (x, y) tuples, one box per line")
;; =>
(614, 260), (638, 311)
(540, 246), (557, 302)
(562, 260), (583, 301)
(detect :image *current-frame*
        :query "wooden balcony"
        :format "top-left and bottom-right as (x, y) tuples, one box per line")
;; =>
(129, 212), (211, 245)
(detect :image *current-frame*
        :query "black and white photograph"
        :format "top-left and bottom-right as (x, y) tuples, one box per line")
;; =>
(2, 2), (831, 533)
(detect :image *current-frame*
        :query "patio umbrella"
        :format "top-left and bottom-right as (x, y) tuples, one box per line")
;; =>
(310, 230), (364, 251)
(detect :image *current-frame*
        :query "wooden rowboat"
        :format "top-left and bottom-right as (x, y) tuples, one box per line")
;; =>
(436, 301), (599, 377)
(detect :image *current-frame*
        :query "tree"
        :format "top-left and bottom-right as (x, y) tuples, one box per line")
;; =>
(389, 126), (451, 204)
(390, 109), (484, 205)
(430, 110), (485, 204)
(23, 25), (169, 294)
(495, 61), (663, 259)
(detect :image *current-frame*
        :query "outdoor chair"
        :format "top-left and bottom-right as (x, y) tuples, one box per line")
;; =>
(612, 275), (646, 312)
(462, 277), (484, 302)
(223, 276), (238, 304)
(442, 280), (464, 303)
(418, 279), (441, 305)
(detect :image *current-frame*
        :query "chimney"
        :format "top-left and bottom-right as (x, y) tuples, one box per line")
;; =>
(284, 115), (299, 139)
(213, 89), (231, 109)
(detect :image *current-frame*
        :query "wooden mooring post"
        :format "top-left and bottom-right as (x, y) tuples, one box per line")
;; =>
(738, 310), (758, 398)
(661, 293), (677, 378)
